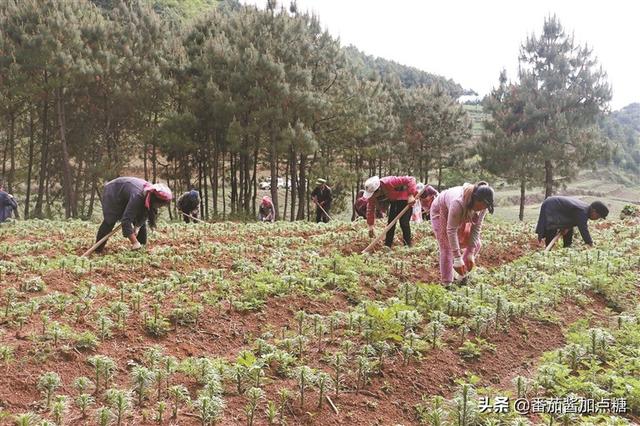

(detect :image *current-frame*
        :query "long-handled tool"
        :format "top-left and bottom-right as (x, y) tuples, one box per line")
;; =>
(180, 211), (209, 225)
(313, 199), (333, 221)
(544, 230), (563, 252)
(82, 223), (122, 257)
(362, 186), (427, 254)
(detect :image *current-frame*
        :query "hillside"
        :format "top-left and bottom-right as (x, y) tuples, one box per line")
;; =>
(344, 45), (467, 97)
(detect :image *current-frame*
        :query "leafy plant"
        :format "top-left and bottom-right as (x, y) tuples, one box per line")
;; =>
(168, 384), (190, 419)
(244, 387), (264, 426)
(37, 372), (61, 409)
(105, 388), (131, 426)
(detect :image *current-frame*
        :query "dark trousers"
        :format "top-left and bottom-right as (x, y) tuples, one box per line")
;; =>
(96, 221), (147, 252)
(386, 200), (412, 247)
(315, 206), (329, 223)
(544, 228), (573, 248)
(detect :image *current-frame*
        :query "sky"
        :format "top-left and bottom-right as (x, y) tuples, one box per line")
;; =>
(241, 0), (639, 110)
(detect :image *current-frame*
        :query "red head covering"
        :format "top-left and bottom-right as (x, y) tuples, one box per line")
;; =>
(143, 183), (173, 209)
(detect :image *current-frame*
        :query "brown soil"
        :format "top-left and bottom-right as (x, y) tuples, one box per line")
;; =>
(0, 222), (629, 425)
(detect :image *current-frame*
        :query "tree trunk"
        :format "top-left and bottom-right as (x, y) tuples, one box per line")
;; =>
(251, 145), (258, 217)
(296, 154), (307, 220)
(34, 75), (49, 218)
(204, 146), (209, 220)
(25, 111), (35, 219)
(269, 136), (279, 220)
(544, 160), (553, 198)
(56, 86), (76, 219)
(8, 113), (16, 193)
(152, 112), (158, 183)
(212, 142), (219, 216)
(222, 151), (226, 220)
(289, 146), (297, 222)
(88, 177), (97, 219)
(283, 155), (289, 221)
(519, 178), (526, 221)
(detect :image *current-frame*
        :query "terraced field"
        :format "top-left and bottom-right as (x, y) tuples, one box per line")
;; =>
(0, 217), (638, 425)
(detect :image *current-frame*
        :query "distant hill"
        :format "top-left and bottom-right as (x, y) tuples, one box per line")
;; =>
(344, 45), (468, 98)
(90, 0), (231, 21)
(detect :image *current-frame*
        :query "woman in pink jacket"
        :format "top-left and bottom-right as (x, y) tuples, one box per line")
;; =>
(430, 181), (494, 285)
(363, 175), (417, 248)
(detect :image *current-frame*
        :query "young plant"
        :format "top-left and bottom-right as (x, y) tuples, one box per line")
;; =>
(105, 388), (131, 426)
(330, 351), (345, 396)
(156, 401), (167, 424)
(0, 344), (14, 368)
(427, 320), (445, 349)
(167, 384), (190, 420)
(453, 383), (478, 426)
(144, 305), (171, 337)
(87, 355), (116, 393)
(194, 394), (225, 426)
(295, 366), (315, 409)
(131, 364), (155, 406)
(277, 388), (291, 425)
(37, 371), (61, 409)
(75, 393), (95, 418)
(51, 395), (68, 425)
(96, 406), (112, 426)
(73, 376), (94, 395)
(13, 412), (40, 426)
(316, 372), (333, 409)
(96, 313), (113, 341)
(356, 355), (372, 394)
(265, 400), (278, 425)
(244, 387), (264, 426)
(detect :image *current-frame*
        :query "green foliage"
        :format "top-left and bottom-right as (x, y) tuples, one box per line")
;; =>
(37, 372), (61, 409)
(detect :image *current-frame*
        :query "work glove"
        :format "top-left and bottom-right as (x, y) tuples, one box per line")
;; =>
(453, 257), (467, 276)
(368, 228), (375, 239)
(131, 241), (142, 251)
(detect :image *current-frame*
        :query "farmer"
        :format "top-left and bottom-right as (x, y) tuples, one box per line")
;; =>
(95, 177), (173, 252)
(258, 196), (275, 222)
(363, 175), (417, 248)
(430, 181), (494, 285)
(353, 189), (386, 221)
(311, 178), (332, 223)
(0, 184), (19, 223)
(535, 196), (609, 248)
(411, 183), (439, 223)
(177, 189), (200, 223)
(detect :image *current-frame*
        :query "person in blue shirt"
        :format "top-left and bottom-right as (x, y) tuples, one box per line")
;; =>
(535, 196), (609, 248)
(96, 177), (172, 252)
(0, 184), (18, 223)
(177, 190), (201, 223)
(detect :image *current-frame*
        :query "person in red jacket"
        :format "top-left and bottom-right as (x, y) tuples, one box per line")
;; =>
(363, 175), (417, 247)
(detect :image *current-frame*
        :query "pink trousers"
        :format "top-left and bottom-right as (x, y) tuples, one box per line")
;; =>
(431, 216), (482, 284)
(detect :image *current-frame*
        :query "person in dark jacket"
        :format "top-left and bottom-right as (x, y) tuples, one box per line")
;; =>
(96, 177), (173, 252)
(177, 190), (200, 223)
(535, 196), (609, 248)
(258, 196), (275, 222)
(311, 178), (332, 223)
(0, 184), (19, 223)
